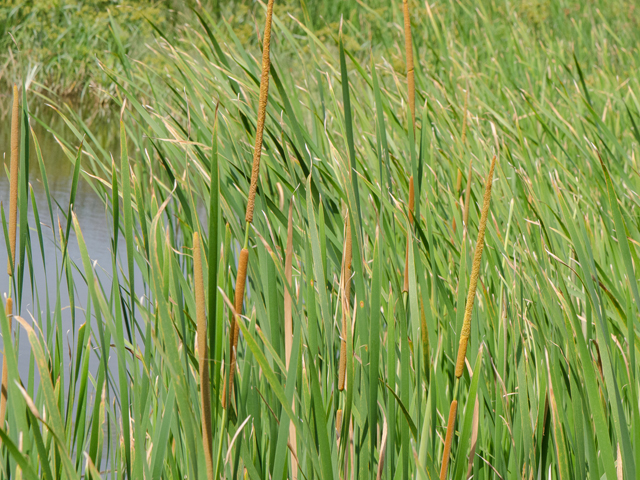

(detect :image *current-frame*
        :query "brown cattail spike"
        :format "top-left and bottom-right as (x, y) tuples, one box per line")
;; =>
(245, 0), (276, 224)
(402, 0), (415, 129)
(0, 297), (13, 431)
(403, 176), (414, 293)
(338, 214), (352, 391)
(455, 156), (496, 378)
(224, 247), (249, 408)
(8, 85), (19, 277)
(439, 399), (458, 480)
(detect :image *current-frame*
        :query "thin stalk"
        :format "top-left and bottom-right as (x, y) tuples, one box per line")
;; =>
(223, 0), (275, 409)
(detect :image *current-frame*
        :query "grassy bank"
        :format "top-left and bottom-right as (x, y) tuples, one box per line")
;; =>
(0, 0), (384, 105)
(0, 0), (176, 102)
(3, 0), (640, 478)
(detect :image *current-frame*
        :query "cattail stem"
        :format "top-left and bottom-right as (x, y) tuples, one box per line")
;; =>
(224, 0), (275, 409)
(455, 156), (496, 378)
(194, 233), (214, 480)
(245, 0), (276, 224)
(403, 176), (415, 293)
(439, 399), (458, 480)
(402, 0), (415, 129)
(8, 85), (19, 277)
(338, 214), (352, 391)
(0, 298), (13, 432)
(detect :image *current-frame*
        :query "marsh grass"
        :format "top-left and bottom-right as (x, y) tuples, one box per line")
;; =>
(2, 0), (640, 479)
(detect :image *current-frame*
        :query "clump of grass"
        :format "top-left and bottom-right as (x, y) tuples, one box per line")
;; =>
(6, 1), (640, 479)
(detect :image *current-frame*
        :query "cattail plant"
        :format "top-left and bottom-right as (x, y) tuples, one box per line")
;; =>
(338, 213), (352, 391)
(0, 85), (20, 432)
(223, 0), (276, 409)
(193, 232), (214, 480)
(440, 155), (496, 479)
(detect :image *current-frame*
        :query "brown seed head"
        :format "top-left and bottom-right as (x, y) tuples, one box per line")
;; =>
(245, 0), (276, 224)
(455, 156), (496, 378)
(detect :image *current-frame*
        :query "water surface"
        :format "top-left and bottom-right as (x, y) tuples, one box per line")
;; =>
(0, 98), (120, 377)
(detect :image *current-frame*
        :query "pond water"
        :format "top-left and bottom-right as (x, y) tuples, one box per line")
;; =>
(0, 98), (121, 378)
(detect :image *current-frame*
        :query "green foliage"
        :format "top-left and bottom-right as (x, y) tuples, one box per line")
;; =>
(0, 0), (168, 97)
(3, 0), (640, 478)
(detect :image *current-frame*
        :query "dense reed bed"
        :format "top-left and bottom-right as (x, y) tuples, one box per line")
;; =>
(3, 0), (640, 478)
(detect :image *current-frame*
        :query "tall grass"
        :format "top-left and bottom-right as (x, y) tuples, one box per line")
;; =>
(2, 0), (640, 478)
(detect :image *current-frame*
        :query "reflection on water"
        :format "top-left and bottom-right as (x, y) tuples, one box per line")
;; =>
(0, 99), (120, 376)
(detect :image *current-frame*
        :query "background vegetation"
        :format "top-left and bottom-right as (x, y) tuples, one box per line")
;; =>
(3, 0), (640, 479)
